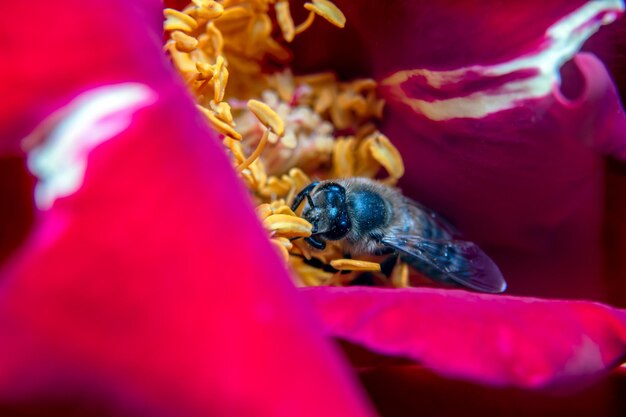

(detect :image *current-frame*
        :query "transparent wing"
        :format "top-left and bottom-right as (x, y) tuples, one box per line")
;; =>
(382, 234), (507, 293)
(404, 198), (461, 239)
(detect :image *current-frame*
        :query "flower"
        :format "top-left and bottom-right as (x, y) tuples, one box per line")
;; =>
(1, 1), (626, 417)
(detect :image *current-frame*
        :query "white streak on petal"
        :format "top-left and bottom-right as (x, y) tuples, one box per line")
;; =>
(382, 0), (625, 121)
(27, 83), (157, 210)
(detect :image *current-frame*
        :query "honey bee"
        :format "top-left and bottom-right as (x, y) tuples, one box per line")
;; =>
(291, 178), (507, 293)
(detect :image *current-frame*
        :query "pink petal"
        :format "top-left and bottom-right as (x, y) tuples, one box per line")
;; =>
(0, 0), (169, 155)
(371, 2), (626, 300)
(0, 158), (34, 264)
(0, 86), (376, 416)
(380, 51), (626, 300)
(0, 1), (376, 415)
(358, 364), (626, 417)
(304, 286), (626, 390)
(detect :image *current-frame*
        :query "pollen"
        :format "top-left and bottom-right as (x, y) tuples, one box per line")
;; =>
(165, 0), (411, 288)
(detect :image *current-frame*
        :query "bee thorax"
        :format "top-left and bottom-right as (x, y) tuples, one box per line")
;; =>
(346, 189), (388, 232)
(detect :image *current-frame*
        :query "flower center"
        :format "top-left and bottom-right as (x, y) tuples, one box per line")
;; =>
(164, 0), (409, 288)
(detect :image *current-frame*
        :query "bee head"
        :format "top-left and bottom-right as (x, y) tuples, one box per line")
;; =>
(293, 182), (352, 241)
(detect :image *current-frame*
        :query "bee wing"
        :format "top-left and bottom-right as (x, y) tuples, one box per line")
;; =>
(405, 198), (461, 238)
(381, 234), (507, 293)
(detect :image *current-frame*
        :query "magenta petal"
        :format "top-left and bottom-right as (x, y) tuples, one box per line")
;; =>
(380, 56), (626, 301)
(0, 0), (171, 155)
(0, 79), (375, 417)
(0, 1), (376, 415)
(304, 286), (626, 390)
(555, 53), (626, 159)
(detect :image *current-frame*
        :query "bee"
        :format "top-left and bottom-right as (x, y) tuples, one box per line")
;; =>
(291, 178), (506, 293)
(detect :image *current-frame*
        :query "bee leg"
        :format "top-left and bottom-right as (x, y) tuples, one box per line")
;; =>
(305, 236), (326, 250)
(379, 254), (399, 277)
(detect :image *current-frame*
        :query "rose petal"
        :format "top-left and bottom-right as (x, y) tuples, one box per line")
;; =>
(0, 1), (375, 415)
(304, 286), (626, 390)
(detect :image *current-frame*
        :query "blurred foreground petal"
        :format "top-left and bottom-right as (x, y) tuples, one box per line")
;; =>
(0, 83), (375, 416)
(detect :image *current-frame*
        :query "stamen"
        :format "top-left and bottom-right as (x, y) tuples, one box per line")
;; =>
(294, 11), (316, 35)
(247, 100), (285, 136)
(237, 128), (270, 172)
(391, 262), (410, 288)
(164, 9), (199, 32)
(330, 259), (382, 272)
(275, 0), (296, 42)
(171, 31), (199, 52)
(304, 0), (346, 28)
(263, 214), (313, 238)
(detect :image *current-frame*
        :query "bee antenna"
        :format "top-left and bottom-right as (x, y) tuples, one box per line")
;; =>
(291, 181), (320, 211)
(306, 193), (315, 208)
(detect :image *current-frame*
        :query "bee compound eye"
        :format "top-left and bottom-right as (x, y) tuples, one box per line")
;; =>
(325, 213), (351, 240)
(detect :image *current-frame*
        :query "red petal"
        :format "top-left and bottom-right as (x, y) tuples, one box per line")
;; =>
(382, 53), (626, 300)
(0, 87), (376, 416)
(0, 0), (169, 154)
(304, 286), (626, 390)
(0, 1), (376, 415)
(359, 365), (626, 417)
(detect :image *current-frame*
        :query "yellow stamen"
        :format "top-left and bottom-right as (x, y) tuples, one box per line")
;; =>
(197, 105), (242, 140)
(330, 259), (382, 272)
(368, 133), (405, 180)
(263, 214), (313, 238)
(275, 0), (296, 42)
(172, 30), (199, 52)
(304, 0), (346, 28)
(273, 205), (297, 216)
(391, 262), (410, 288)
(223, 137), (246, 162)
(164, 9), (199, 33)
(294, 11), (316, 35)
(331, 137), (357, 178)
(237, 128), (269, 172)
(216, 6), (253, 33)
(210, 56), (229, 102)
(210, 101), (234, 124)
(247, 100), (285, 136)
(273, 236), (294, 250)
(193, 0), (224, 19)
(256, 203), (273, 220)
